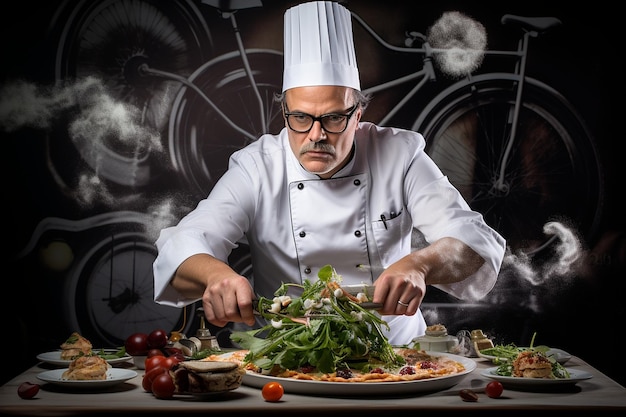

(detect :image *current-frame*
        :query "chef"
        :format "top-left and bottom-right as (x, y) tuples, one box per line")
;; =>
(152, 1), (506, 345)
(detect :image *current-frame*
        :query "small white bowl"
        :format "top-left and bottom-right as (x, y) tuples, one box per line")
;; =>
(132, 355), (147, 369)
(412, 335), (459, 353)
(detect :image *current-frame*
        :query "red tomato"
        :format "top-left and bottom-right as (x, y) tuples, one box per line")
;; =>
(142, 366), (168, 392)
(162, 356), (183, 370)
(151, 373), (175, 399)
(125, 332), (149, 356)
(17, 382), (40, 399)
(147, 348), (165, 358)
(261, 381), (284, 402)
(147, 329), (168, 349)
(144, 355), (167, 372)
(485, 381), (504, 398)
(163, 347), (183, 356)
(168, 353), (186, 363)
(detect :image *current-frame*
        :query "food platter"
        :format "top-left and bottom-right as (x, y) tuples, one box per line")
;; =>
(37, 368), (137, 388)
(37, 350), (132, 366)
(480, 367), (592, 389)
(476, 348), (571, 364)
(218, 351), (476, 396)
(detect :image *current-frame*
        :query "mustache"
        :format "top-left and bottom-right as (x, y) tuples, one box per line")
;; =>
(300, 142), (336, 155)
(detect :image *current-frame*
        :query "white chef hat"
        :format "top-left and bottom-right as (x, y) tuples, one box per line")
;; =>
(282, 1), (360, 92)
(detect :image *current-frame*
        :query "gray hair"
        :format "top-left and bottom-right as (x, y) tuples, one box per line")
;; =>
(274, 89), (371, 112)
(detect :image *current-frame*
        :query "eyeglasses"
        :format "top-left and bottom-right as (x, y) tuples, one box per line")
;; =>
(283, 104), (358, 134)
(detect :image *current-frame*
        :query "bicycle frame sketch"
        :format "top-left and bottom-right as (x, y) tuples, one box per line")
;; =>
(37, 0), (602, 345)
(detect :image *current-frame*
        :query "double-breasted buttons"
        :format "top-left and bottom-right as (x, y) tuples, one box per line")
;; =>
(354, 230), (361, 237)
(353, 179), (360, 186)
(297, 183), (304, 190)
(304, 267), (311, 274)
(299, 231), (306, 238)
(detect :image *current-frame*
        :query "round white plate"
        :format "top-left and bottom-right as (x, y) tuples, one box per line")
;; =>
(480, 367), (592, 388)
(37, 350), (132, 366)
(37, 368), (138, 388)
(228, 351), (476, 396)
(477, 348), (572, 364)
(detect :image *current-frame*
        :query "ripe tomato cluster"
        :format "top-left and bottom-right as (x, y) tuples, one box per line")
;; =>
(124, 329), (170, 356)
(124, 329), (184, 400)
(142, 351), (183, 399)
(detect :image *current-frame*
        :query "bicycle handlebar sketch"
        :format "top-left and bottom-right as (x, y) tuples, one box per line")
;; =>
(43, 0), (603, 344)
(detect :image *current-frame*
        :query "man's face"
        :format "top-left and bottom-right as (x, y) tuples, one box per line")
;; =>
(283, 86), (361, 179)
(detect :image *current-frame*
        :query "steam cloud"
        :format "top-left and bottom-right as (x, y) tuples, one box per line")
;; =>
(0, 76), (163, 206)
(427, 11), (487, 78)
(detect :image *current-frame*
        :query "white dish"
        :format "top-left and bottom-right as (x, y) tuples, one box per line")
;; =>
(37, 350), (132, 366)
(480, 367), (592, 388)
(227, 351), (476, 396)
(37, 368), (138, 388)
(477, 348), (571, 364)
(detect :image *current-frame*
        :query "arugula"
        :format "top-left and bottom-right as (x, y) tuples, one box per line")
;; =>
(95, 346), (126, 359)
(230, 265), (404, 374)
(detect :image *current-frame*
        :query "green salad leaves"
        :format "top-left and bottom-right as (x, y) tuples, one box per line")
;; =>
(230, 265), (404, 374)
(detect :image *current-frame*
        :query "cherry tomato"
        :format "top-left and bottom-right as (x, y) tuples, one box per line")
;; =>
(142, 365), (168, 392)
(162, 356), (183, 370)
(17, 382), (40, 399)
(261, 381), (284, 402)
(163, 347), (183, 356)
(145, 355), (167, 372)
(168, 353), (186, 363)
(147, 348), (165, 358)
(151, 372), (175, 399)
(147, 329), (168, 349)
(125, 332), (149, 356)
(485, 381), (503, 398)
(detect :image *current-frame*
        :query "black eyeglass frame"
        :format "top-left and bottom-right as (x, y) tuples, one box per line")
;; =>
(282, 104), (359, 134)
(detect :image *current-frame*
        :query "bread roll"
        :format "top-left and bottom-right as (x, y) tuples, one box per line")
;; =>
(60, 332), (93, 360)
(170, 360), (245, 393)
(62, 355), (109, 380)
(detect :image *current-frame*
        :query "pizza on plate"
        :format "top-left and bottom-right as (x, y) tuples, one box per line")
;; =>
(206, 348), (466, 383)
(221, 265), (468, 382)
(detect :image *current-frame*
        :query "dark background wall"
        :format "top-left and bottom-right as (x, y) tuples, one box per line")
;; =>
(2, 0), (624, 388)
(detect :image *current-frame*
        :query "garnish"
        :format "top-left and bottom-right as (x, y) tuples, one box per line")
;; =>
(95, 346), (126, 359)
(230, 265), (404, 374)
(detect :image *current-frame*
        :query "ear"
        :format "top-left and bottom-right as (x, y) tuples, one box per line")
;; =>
(355, 107), (362, 123)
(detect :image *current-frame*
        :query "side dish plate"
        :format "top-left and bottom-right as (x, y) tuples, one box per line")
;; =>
(477, 348), (572, 364)
(37, 350), (132, 366)
(37, 368), (137, 388)
(480, 367), (592, 389)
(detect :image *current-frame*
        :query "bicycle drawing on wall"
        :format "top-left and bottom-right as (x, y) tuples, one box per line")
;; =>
(42, 0), (603, 344)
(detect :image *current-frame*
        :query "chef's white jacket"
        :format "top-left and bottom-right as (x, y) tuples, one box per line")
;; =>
(153, 122), (506, 345)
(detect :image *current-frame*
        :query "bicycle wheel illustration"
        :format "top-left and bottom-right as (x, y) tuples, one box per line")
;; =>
(414, 74), (604, 256)
(168, 49), (284, 198)
(50, 0), (214, 187)
(63, 225), (196, 347)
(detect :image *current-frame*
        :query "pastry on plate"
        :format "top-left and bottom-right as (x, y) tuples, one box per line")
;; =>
(60, 332), (93, 360)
